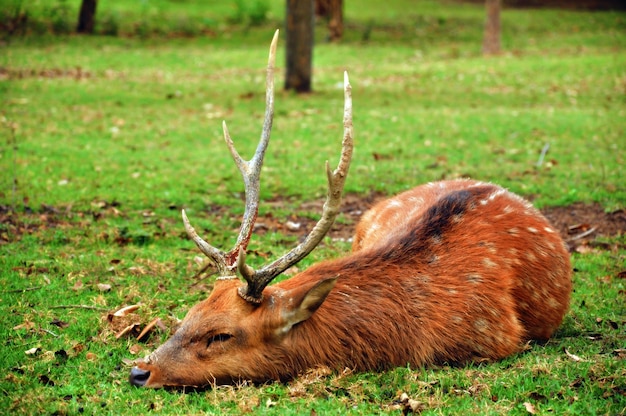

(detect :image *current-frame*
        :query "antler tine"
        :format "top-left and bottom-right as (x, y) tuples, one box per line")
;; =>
(182, 209), (229, 275)
(182, 30), (279, 278)
(238, 71), (354, 304)
(222, 29), (279, 268)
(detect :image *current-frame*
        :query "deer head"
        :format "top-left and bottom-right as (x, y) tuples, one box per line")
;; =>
(129, 30), (354, 388)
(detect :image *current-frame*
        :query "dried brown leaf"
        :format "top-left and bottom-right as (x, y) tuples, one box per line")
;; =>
(565, 348), (583, 362)
(25, 347), (40, 355)
(113, 304), (140, 317)
(97, 283), (112, 292)
(523, 402), (537, 414)
(137, 318), (163, 341)
(115, 323), (140, 339)
(13, 321), (35, 331)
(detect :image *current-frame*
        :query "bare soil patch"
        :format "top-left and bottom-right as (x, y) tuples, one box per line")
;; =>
(252, 193), (625, 252)
(1, 196), (624, 252)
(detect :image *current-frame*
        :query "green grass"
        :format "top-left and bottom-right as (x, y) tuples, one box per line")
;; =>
(1, 1), (625, 414)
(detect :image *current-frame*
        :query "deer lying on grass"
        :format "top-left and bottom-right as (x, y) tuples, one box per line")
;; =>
(129, 30), (572, 388)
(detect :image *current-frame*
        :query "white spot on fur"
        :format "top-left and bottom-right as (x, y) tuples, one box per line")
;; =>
(474, 319), (489, 332)
(487, 189), (506, 202)
(408, 196), (424, 206)
(415, 274), (431, 284)
(527, 227), (539, 233)
(544, 226), (555, 233)
(482, 258), (498, 268)
(467, 274), (483, 284)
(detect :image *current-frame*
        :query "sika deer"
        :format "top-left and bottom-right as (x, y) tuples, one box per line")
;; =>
(129, 31), (571, 388)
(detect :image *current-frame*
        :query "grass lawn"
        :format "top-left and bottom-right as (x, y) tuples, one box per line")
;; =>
(1, 0), (625, 414)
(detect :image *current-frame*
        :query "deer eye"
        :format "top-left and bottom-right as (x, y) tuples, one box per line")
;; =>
(207, 333), (232, 348)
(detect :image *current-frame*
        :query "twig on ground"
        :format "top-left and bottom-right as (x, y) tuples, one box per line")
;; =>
(190, 261), (218, 284)
(536, 143), (550, 167)
(3, 286), (42, 293)
(567, 227), (597, 242)
(42, 328), (58, 337)
(50, 304), (109, 311)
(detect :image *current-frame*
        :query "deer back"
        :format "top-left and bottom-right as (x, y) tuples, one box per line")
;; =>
(351, 179), (571, 341)
(271, 179), (571, 374)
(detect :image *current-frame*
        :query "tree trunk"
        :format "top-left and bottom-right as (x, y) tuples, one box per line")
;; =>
(77, 0), (98, 34)
(285, 0), (314, 93)
(315, 0), (343, 42)
(482, 0), (501, 55)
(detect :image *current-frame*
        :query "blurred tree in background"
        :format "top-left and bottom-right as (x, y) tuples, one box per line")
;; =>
(76, 0), (97, 33)
(482, 0), (501, 55)
(315, 0), (343, 41)
(285, 0), (314, 92)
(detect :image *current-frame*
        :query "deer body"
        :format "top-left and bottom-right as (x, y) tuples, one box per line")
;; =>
(131, 180), (571, 387)
(128, 32), (571, 388)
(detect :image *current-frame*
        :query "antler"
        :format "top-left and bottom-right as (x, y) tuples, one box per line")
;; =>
(237, 71), (353, 303)
(182, 29), (278, 278)
(183, 30), (354, 305)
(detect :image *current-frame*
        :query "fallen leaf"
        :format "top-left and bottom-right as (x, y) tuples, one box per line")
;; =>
(113, 304), (141, 317)
(613, 349), (626, 359)
(193, 256), (205, 267)
(568, 223), (592, 233)
(25, 347), (40, 355)
(86, 352), (97, 361)
(137, 318), (163, 341)
(565, 348), (582, 362)
(115, 323), (141, 339)
(523, 402), (537, 414)
(39, 375), (55, 386)
(50, 318), (69, 328)
(575, 244), (597, 254)
(13, 321), (35, 331)
(129, 344), (142, 355)
(97, 283), (112, 292)
(407, 399), (425, 413)
(285, 221), (301, 231)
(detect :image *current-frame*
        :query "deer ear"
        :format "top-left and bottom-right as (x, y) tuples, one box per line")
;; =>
(280, 277), (337, 332)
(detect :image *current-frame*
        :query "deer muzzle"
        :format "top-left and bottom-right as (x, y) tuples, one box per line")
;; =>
(129, 366), (150, 387)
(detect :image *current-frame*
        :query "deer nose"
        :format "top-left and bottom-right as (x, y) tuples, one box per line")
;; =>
(129, 367), (150, 387)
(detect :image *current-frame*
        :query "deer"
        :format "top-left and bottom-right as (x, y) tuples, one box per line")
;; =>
(129, 30), (572, 388)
